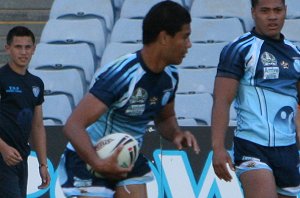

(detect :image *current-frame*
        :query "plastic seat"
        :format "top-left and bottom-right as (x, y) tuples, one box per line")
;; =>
(29, 43), (94, 86)
(282, 19), (300, 42)
(110, 18), (143, 43)
(177, 68), (216, 94)
(40, 19), (106, 60)
(175, 93), (213, 126)
(190, 0), (253, 31)
(49, 0), (114, 34)
(43, 95), (72, 125)
(286, 0), (300, 19)
(100, 42), (142, 67)
(190, 18), (244, 43)
(120, 0), (184, 19)
(29, 69), (84, 107)
(180, 42), (227, 68)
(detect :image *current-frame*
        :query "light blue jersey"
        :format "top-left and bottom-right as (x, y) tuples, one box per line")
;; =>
(84, 51), (178, 147)
(217, 30), (300, 147)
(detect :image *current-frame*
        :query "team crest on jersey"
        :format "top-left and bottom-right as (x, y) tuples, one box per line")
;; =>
(261, 51), (277, 66)
(126, 87), (148, 116)
(32, 86), (40, 97)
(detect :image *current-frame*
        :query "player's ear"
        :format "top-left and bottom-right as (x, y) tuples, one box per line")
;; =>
(158, 30), (169, 45)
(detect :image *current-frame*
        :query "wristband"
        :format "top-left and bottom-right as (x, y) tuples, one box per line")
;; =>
(39, 163), (48, 168)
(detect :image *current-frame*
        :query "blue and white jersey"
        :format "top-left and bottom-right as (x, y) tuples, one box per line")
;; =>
(86, 51), (178, 147)
(217, 30), (300, 147)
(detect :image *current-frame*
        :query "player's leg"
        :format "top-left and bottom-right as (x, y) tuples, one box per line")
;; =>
(114, 154), (153, 198)
(114, 184), (147, 198)
(239, 168), (277, 198)
(0, 155), (23, 197)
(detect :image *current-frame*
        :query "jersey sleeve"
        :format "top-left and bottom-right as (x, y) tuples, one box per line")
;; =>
(216, 42), (246, 80)
(90, 62), (134, 107)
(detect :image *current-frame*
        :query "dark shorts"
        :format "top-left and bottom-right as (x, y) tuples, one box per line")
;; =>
(0, 155), (28, 198)
(59, 148), (153, 197)
(234, 137), (300, 189)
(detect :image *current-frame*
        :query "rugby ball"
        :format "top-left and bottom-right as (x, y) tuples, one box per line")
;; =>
(87, 133), (140, 177)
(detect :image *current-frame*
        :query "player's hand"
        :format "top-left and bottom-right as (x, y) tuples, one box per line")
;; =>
(0, 144), (23, 166)
(172, 130), (200, 154)
(38, 165), (51, 189)
(94, 145), (133, 180)
(212, 148), (235, 182)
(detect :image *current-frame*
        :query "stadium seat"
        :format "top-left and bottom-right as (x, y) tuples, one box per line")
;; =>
(29, 43), (95, 86)
(49, 0), (114, 35)
(177, 68), (216, 94)
(29, 69), (85, 108)
(286, 0), (300, 19)
(175, 93), (213, 126)
(100, 42), (142, 67)
(120, 0), (184, 19)
(40, 19), (106, 60)
(190, 18), (244, 43)
(43, 94), (73, 125)
(190, 0), (253, 32)
(282, 19), (300, 42)
(110, 18), (142, 43)
(180, 42), (227, 68)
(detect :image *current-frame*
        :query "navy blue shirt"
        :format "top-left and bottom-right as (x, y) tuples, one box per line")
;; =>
(0, 64), (44, 158)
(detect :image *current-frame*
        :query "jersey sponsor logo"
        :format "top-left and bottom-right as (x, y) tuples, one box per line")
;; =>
(6, 86), (22, 93)
(32, 86), (40, 97)
(125, 104), (145, 115)
(129, 87), (148, 104)
(261, 51), (277, 66)
(263, 67), (279, 79)
(126, 87), (147, 116)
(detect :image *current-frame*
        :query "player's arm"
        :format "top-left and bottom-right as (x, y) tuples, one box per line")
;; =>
(63, 93), (131, 178)
(211, 76), (239, 182)
(154, 100), (200, 154)
(296, 81), (300, 145)
(31, 104), (50, 188)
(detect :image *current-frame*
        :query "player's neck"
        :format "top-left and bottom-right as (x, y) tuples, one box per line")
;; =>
(8, 61), (27, 75)
(141, 46), (167, 73)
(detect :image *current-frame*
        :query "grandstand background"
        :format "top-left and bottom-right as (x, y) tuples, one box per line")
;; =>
(0, 0), (299, 197)
(1, 0), (299, 127)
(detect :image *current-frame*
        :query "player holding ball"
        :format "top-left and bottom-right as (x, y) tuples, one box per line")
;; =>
(58, 1), (200, 198)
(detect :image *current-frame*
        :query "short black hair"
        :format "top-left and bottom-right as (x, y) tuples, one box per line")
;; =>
(142, 0), (191, 45)
(251, 0), (285, 8)
(6, 26), (35, 45)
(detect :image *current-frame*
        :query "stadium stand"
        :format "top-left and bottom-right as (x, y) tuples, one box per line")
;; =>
(179, 42), (228, 68)
(0, 0), (52, 66)
(120, 0), (185, 19)
(29, 43), (95, 87)
(110, 18), (143, 43)
(100, 42), (142, 67)
(42, 94), (73, 125)
(177, 68), (217, 94)
(286, 0), (300, 19)
(49, 0), (114, 37)
(40, 18), (106, 62)
(175, 93), (213, 126)
(3, 0), (300, 127)
(190, 0), (253, 32)
(29, 68), (85, 108)
(282, 19), (300, 42)
(190, 17), (244, 43)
